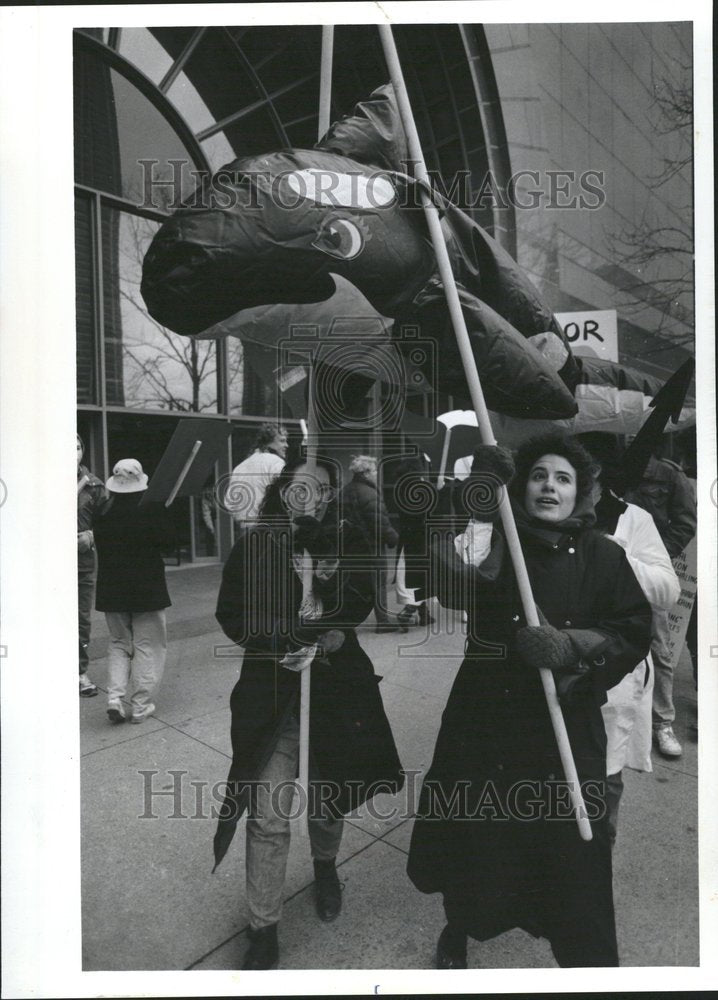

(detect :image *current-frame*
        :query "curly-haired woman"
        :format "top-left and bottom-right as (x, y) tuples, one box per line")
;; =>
(407, 433), (652, 968)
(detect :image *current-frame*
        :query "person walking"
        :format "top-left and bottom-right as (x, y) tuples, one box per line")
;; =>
(214, 456), (403, 970)
(406, 434), (652, 969)
(624, 449), (696, 758)
(392, 455), (436, 628)
(77, 434), (104, 697)
(340, 454), (402, 633)
(93, 459), (172, 724)
(580, 433), (680, 843)
(223, 423), (288, 526)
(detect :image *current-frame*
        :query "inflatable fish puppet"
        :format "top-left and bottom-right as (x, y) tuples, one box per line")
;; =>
(141, 85), (579, 420)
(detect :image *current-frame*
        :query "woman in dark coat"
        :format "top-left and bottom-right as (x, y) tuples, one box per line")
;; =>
(341, 454), (401, 632)
(406, 433), (652, 969)
(214, 456), (403, 970)
(93, 458), (171, 725)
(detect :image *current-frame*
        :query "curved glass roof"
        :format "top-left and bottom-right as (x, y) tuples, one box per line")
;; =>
(76, 24), (500, 232)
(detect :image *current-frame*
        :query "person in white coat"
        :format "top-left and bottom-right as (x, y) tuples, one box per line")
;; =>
(223, 423), (288, 525)
(583, 434), (680, 844)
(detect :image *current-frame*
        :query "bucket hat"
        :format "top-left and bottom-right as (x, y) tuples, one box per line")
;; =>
(106, 458), (148, 493)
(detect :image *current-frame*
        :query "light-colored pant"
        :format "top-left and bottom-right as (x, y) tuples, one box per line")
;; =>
(105, 610), (167, 714)
(651, 609), (675, 729)
(246, 712), (343, 929)
(395, 551), (417, 606)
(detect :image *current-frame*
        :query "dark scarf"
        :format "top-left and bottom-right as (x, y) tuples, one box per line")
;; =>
(510, 491), (597, 548)
(594, 489), (628, 534)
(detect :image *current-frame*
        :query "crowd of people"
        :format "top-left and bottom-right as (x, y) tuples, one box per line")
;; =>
(78, 421), (698, 970)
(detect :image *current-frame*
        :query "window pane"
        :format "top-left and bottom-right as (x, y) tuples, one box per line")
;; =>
(226, 339), (277, 417)
(101, 205), (219, 412)
(200, 132), (237, 172)
(75, 194), (97, 404)
(118, 27), (173, 85)
(193, 482), (219, 558)
(166, 71), (214, 132)
(74, 43), (200, 204)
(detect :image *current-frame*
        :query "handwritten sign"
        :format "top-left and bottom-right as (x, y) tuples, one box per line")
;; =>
(664, 535), (698, 671)
(555, 309), (618, 362)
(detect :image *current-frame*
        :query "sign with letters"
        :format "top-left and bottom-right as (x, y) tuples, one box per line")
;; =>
(665, 536), (698, 672)
(555, 309), (618, 362)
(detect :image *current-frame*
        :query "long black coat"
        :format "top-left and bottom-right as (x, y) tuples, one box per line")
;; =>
(407, 518), (652, 959)
(93, 494), (171, 613)
(213, 521), (404, 868)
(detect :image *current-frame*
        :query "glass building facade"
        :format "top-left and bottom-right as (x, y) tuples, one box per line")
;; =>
(74, 23), (693, 561)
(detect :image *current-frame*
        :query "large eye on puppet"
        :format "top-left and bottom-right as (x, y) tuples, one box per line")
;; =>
(312, 217), (364, 260)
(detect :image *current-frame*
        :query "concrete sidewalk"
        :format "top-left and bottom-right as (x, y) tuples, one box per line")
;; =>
(80, 564), (698, 970)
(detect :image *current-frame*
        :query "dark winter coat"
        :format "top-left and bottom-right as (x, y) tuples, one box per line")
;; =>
(213, 520), (404, 868)
(77, 464), (104, 571)
(407, 513), (652, 955)
(624, 456), (696, 557)
(341, 474), (399, 552)
(92, 493), (171, 613)
(394, 478), (459, 600)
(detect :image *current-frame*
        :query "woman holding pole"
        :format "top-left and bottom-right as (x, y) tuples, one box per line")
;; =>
(406, 433), (652, 968)
(214, 456), (403, 970)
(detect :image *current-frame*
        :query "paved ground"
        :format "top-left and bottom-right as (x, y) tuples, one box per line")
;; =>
(80, 563), (699, 971)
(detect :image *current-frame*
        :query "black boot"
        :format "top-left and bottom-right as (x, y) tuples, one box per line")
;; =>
(242, 924), (279, 970)
(417, 603), (435, 626)
(435, 923), (467, 969)
(313, 858), (343, 922)
(397, 605), (419, 627)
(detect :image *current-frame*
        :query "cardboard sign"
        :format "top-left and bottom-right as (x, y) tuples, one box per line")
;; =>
(664, 535), (698, 670)
(555, 309), (618, 362)
(141, 418), (231, 506)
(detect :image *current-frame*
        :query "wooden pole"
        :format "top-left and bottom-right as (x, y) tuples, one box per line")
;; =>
(165, 440), (202, 507)
(318, 25), (334, 139)
(378, 24), (592, 841)
(298, 23), (335, 831)
(436, 426), (452, 491)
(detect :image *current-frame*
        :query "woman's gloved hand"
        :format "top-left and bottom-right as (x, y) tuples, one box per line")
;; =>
(460, 445), (516, 522)
(514, 624), (579, 672)
(316, 628), (345, 660)
(470, 444), (516, 483)
(515, 624), (591, 704)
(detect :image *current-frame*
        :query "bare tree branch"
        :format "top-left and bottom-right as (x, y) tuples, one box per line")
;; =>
(605, 56), (694, 351)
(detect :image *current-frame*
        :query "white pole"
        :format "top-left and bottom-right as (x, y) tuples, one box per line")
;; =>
(436, 426), (452, 491)
(165, 440), (202, 507)
(298, 23), (335, 832)
(378, 24), (592, 841)
(318, 25), (334, 138)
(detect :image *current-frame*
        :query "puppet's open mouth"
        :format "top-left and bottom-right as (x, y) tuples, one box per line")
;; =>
(142, 242), (338, 337)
